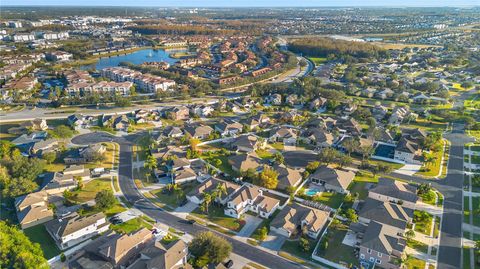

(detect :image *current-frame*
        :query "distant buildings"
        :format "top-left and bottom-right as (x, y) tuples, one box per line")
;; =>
(101, 67), (175, 92)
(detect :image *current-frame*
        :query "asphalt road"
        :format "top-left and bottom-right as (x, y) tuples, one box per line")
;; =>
(390, 124), (472, 269)
(72, 132), (305, 269)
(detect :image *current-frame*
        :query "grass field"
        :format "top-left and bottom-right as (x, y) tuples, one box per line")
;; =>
(404, 255), (426, 269)
(313, 192), (345, 209)
(24, 224), (61, 259)
(70, 178), (112, 203)
(191, 205), (244, 232)
(316, 225), (358, 266)
(308, 57), (328, 65)
(110, 217), (153, 234)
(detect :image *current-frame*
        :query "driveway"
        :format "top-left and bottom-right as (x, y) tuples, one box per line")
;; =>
(260, 231), (287, 251)
(174, 201), (198, 214)
(236, 215), (263, 238)
(394, 163), (421, 176)
(112, 208), (143, 222)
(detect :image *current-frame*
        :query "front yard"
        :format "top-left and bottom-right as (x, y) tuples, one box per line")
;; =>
(110, 216), (153, 234)
(150, 181), (199, 209)
(68, 177), (112, 203)
(413, 210), (433, 235)
(404, 255), (426, 269)
(416, 140), (445, 177)
(190, 205), (245, 232)
(280, 237), (316, 261)
(84, 142), (117, 169)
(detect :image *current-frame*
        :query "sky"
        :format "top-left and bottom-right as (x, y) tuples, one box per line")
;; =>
(2, 0), (479, 7)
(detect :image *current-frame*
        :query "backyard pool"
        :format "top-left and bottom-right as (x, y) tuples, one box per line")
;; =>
(305, 187), (322, 196)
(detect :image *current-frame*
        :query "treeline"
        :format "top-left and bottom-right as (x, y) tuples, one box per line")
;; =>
(289, 37), (386, 59)
(127, 25), (236, 36)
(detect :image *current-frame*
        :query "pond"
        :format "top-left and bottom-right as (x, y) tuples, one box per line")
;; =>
(80, 48), (187, 70)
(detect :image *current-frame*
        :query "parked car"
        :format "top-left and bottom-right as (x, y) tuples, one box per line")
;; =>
(224, 260), (234, 268)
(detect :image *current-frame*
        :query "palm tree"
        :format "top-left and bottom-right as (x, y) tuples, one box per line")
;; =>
(201, 193), (212, 214)
(144, 154), (158, 183)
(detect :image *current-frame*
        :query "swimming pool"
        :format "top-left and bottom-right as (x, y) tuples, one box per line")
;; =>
(305, 188), (322, 196)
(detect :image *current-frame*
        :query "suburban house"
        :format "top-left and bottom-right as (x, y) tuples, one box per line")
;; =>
(21, 118), (48, 131)
(310, 166), (355, 194)
(269, 127), (298, 146)
(113, 115), (130, 131)
(393, 136), (423, 164)
(15, 190), (54, 229)
(224, 184), (280, 219)
(126, 240), (189, 269)
(152, 146), (187, 161)
(215, 119), (243, 137)
(368, 178), (418, 209)
(157, 126), (184, 140)
(229, 135), (264, 153)
(69, 228), (154, 269)
(41, 172), (78, 195)
(184, 123), (214, 139)
(301, 127), (335, 148)
(358, 197), (413, 231)
(264, 93), (282, 105)
(190, 104), (214, 117)
(67, 114), (95, 130)
(159, 158), (198, 183)
(228, 153), (263, 173)
(166, 106), (190, 120)
(241, 113), (270, 130)
(64, 144), (106, 164)
(273, 164), (303, 191)
(45, 212), (109, 250)
(359, 221), (407, 269)
(270, 203), (329, 239)
(186, 177), (240, 205)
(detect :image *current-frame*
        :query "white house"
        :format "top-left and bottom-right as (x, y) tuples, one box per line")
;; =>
(224, 184), (280, 219)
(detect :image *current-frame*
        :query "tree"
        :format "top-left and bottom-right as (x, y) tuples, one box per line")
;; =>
(273, 152), (285, 164)
(95, 190), (116, 210)
(48, 125), (76, 139)
(254, 166), (278, 189)
(189, 231), (232, 265)
(189, 137), (201, 151)
(359, 145), (374, 161)
(200, 193), (212, 214)
(306, 161), (320, 173)
(405, 229), (415, 240)
(337, 154), (353, 168)
(345, 208), (358, 223)
(0, 221), (49, 269)
(144, 154), (158, 183)
(342, 138), (360, 156)
(318, 148), (338, 165)
(256, 226), (268, 241)
(0, 140), (14, 159)
(42, 152), (57, 164)
(299, 237), (310, 252)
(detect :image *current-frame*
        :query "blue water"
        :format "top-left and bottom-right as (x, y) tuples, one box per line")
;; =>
(305, 188), (321, 196)
(81, 48), (186, 70)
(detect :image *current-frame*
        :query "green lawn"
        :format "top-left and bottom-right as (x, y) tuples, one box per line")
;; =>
(405, 255), (426, 269)
(110, 217), (153, 234)
(280, 238), (316, 260)
(24, 224), (61, 259)
(413, 210), (433, 235)
(69, 178), (112, 203)
(419, 190), (437, 206)
(85, 143), (116, 169)
(473, 196), (480, 227)
(201, 152), (237, 176)
(347, 181), (369, 200)
(308, 57), (328, 65)
(313, 192), (345, 209)
(255, 149), (274, 159)
(464, 196), (471, 224)
(407, 239), (428, 253)
(150, 181), (199, 209)
(463, 247), (471, 269)
(190, 205), (244, 232)
(270, 142), (284, 151)
(316, 225), (358, 266)
(416, 140), (444, 177)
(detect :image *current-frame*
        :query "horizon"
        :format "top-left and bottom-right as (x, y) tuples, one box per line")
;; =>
(2, 0), (479, 8)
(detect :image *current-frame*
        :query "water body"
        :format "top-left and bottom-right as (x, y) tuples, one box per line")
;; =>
(81, 48), (187, 70)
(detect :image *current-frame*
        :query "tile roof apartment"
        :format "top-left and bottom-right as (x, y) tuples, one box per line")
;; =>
(310, 165), (356, 194)
(224, 184), (280, 219)
(270, 203), (330, 239)
(45, 212), (109, 250)
(101, 67), (176, 93)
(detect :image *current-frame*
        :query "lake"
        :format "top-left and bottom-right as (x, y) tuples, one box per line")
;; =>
(81, 48), (186, 70)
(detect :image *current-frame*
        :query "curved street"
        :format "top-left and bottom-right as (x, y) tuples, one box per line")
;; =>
(72, 132), (306, 269)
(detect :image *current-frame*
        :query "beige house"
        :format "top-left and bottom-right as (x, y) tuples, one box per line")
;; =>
(310, 166), (355, 194)
(270, 203), (329, 239)
(15, 191), (54, 229)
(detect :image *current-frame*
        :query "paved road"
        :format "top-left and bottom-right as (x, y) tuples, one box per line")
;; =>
(389, 123), (472, 269)
(72, 133), (305, 269)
